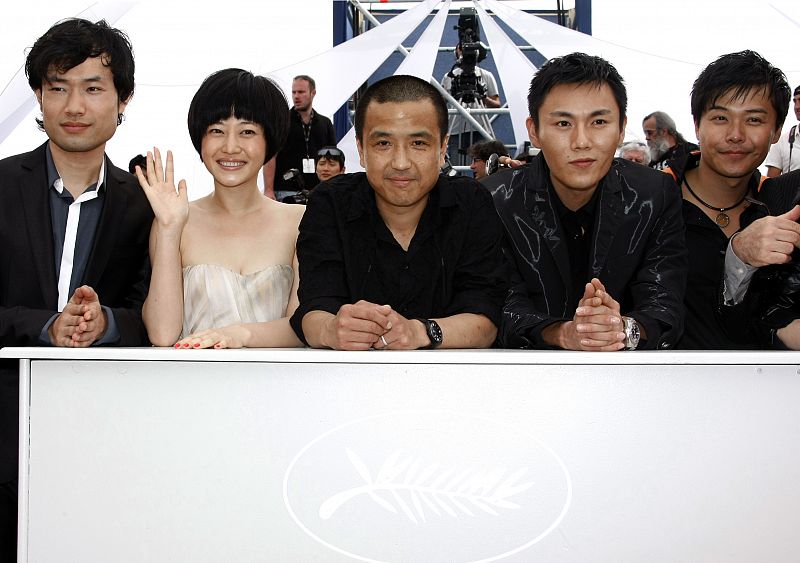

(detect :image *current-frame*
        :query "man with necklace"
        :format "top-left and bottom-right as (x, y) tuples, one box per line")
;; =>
(669, 50), (800, 349)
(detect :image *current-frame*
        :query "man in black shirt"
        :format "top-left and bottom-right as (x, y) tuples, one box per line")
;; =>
(673, 51), (800, 349)
(263, 74), (336, 200)
(491, 53), (687, 351)
(290, 75), (507, 350)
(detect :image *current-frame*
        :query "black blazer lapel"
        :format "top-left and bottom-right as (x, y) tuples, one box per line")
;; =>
(84, 158), (129, 287)
(18, 144), (57, 308)
(589, 166), (624, 277)
(525, 170), (572, 291)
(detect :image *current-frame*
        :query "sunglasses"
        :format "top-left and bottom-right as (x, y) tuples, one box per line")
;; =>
(317, 148), (343, 158)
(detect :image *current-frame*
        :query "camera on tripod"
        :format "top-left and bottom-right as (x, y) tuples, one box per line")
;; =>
(447, 7), (488, 104)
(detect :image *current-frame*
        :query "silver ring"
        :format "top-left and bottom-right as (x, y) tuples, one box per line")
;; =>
(380, 335), (388, 347)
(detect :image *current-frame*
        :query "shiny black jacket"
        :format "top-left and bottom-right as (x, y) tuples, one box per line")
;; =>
(489, 155), (688, 349)
(724, 169), (800, 348)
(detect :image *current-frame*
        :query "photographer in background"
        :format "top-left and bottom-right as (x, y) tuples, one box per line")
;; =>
(468, 139), (507, 180)
(282, 147), (346, 205)
(263, 75), (336, 201)
(441, 8), (500, 166)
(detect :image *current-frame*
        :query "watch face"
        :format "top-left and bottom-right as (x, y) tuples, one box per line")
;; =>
(624, 317), (640, 350)
(429, 320), (443, 344)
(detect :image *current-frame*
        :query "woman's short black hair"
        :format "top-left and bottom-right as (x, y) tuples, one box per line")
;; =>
(25, 18), (135, 129)
(187, 68), (290, 163)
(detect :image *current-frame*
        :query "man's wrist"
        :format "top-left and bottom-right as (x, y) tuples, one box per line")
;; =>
(47, 319), (57, 346)
(729, 232), (748, 265)
(415, 319), (431, 349)
(319, 314), (336, 349)
(541, 321), (567, 348)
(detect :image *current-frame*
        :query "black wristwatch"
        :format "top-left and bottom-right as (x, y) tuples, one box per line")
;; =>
(418, 319), (443, 349)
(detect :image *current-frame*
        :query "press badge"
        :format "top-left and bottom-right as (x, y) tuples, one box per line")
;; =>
(302, 158), (315, 173)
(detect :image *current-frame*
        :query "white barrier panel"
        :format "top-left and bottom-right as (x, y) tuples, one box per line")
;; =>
(3, 348), (800, 562)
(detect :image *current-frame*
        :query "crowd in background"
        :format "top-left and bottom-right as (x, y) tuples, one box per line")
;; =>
(2, 17), (800, 558)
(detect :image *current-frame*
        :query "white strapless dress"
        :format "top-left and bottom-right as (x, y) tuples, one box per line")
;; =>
(181, 263), (293, 338)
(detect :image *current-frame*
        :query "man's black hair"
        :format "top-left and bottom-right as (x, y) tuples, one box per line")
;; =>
(468, 139), (508, 161)
(527, 52), (627, 129)
(354, 75), (448, 143)
(128, 153), (146, 175)
(691, 50), (790, 129)
(26, 18), (135, 130)
(187, 68), (290, 164)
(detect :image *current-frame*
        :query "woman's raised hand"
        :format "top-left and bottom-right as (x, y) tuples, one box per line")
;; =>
(135, 147), (188, 233)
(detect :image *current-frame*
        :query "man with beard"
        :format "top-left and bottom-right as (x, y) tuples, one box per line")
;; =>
(643, 110), (699, 170)
(263, 75), (336, 201)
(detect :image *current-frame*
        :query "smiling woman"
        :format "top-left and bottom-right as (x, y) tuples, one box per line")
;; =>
(136, 68), (305, 350)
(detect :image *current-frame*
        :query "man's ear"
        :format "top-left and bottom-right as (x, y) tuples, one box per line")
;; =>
(118, 94), (131, 116)
(440, 134), (449, 167)
(35, 89), (43, 109)
(619, 116), (628, 146)
(356, 138), (366, 170)
(526, 117), (542, 149)
(771, 128), (782, 144)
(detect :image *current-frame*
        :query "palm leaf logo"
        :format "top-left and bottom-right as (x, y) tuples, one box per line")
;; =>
(319, 449), (534, 524)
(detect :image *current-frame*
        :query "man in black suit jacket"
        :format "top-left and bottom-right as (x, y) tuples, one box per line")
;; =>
(0, 19), (152, 557)
(491, 53), (687, 351)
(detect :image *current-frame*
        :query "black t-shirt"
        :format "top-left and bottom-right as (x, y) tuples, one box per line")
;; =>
(274, 108), (336, 192)
(672, 152), (761, 349)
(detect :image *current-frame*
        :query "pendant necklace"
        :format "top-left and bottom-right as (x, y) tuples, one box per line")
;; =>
(683, 175), (748, 228)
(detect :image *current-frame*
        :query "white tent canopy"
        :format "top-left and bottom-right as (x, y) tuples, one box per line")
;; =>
(1, 0), (798, 198)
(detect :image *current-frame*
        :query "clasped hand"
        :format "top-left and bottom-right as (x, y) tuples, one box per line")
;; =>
(323, 300), (427, 350)
(49, 285), (107, 347)
(567, 278), (625, 351)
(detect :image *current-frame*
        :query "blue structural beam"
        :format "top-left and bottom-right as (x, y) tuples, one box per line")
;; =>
(574, 0), (592, 35)
(332, 0), (352, 141)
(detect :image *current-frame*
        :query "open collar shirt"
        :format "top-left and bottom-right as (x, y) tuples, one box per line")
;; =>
(289, 172), (508, 344)
(41, 144), (119, 344)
